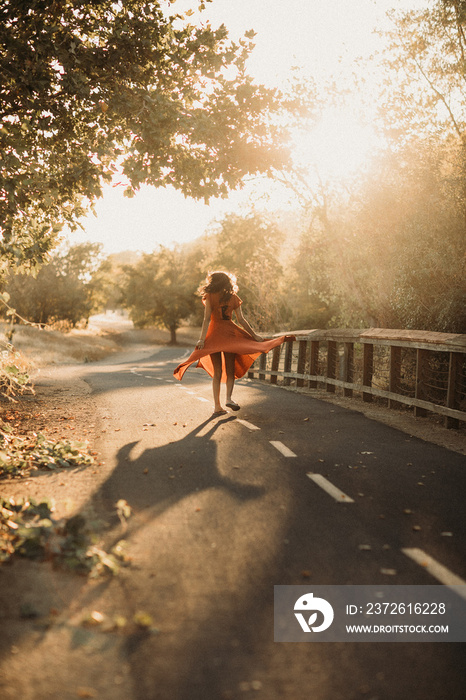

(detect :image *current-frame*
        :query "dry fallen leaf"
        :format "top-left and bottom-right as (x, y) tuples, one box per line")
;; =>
(133, 611), (154, 629)
(82, 610), (105, 627)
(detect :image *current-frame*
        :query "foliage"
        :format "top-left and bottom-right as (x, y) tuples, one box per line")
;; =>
(380, 1), (466, 144)
(389, 189), (466, 333)
(0, 496), (130, 576)
(211, 212), (286, 329)
(263, 2), (466, 335)
(0, 426), (95, 478)
(121, 245), (201, 342)
(0, 0), (289, 272)
(3, 242), (109, 327)
(0, 337), (31, 401)
(283, 138), (466, 332)
(284, 223), (337, 330)
(101, 250), (142, 311)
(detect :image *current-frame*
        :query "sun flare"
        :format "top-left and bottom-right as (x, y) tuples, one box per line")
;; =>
(291, 108), (379, 181)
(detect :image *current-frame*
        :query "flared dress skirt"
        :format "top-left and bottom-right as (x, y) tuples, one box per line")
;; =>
(173, 317), (294, 383)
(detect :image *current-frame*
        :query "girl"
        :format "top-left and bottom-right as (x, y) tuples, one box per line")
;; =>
(173, 270), (294, 415)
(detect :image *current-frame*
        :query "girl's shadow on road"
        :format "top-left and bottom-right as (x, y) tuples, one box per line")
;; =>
(91, 415), (265, 542)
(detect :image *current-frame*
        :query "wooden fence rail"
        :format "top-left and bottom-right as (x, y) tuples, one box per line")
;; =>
(247, 328), (466, 429)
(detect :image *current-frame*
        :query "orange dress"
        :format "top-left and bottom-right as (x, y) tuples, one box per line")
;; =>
(173, 292), (294, 383)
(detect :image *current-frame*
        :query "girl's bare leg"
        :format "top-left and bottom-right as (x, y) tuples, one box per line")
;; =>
(211, 352), (224, 412)
(225, 352), (236, 404)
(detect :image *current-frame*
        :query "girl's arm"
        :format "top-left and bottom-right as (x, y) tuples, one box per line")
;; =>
(235, 306), (263, 342)
(196, 296), (212, 349)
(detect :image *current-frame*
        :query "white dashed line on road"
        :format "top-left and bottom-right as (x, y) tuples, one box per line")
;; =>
(196, 397), (210, 403)
(236, 419), (260, 431)
(402, 548), (466, 594)
(306, 473), (355, 503)
(270, 441), (297, 457)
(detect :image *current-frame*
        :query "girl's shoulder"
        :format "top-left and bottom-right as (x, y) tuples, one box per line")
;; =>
(230, 293), (242, 307)
(202, 291), (219, 305)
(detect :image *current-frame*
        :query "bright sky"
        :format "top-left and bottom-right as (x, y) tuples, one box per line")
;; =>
(67, 0), (426, 255)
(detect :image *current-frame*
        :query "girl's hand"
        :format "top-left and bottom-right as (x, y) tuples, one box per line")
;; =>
(196, 339), (205, 349)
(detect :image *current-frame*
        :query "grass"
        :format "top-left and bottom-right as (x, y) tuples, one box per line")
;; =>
(1, 323), (121, 367)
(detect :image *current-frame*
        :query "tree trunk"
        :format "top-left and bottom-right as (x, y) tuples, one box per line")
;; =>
(169, 325), (177, 345)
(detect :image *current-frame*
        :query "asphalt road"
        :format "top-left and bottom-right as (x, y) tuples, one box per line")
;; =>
(3, 343), (465, 700)
(72, 343), (465, 700)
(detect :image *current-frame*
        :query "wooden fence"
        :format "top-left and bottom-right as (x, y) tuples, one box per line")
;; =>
(247, 328), (466, 429)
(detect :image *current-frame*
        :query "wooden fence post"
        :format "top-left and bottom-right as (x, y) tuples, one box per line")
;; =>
(296, 339), (307, 388)
(283, 340), (293, 386)
(414, 348), (428, 417)
(343, 342), (354, 398)
(326, 341), (337, 393)
(389, 346), (402, 409)
(258, 353), (267, 382)
(309, 340), (319, 388)
(270, 345), (281, 385)
(362, 343), (373, 403)
(445, 352), (461, 429)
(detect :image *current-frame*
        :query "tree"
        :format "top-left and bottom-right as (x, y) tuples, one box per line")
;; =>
(284, 220), (338, 330)
(121, 245), (201, 343)
(211, 212), (286, 329)
(379, 1), (466, 146)
(0, 0), (289, 272)
(101, 250), (142, 312)
(3, 242), (107, 327)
